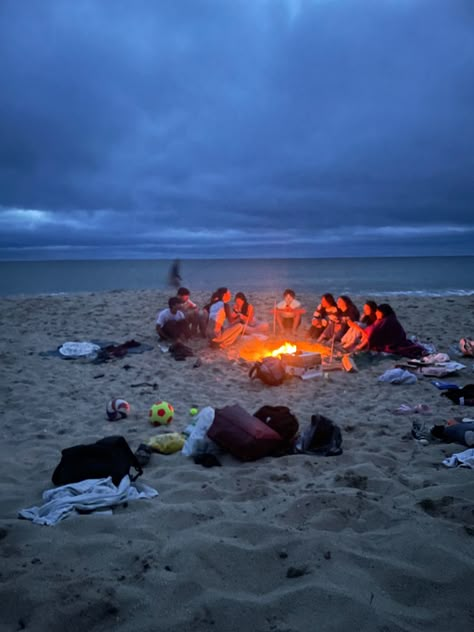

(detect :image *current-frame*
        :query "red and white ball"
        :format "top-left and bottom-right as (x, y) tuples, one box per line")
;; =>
(106, 398), (131, 421)
(149, 400), (174, 426)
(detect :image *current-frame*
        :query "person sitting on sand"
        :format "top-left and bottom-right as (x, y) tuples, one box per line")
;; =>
(273, 289), (305, 335)
(230, 292), (269, 334)
(353, 303), (425, 357)
(155, 297), (188, 342)
(176, 287), (206, 338)
(360, 300), (378, 326)
(308, 293), (339, 340)
(319, 295), (360, 342)
(341, 300), (377, 351)
(204, 287), (244, 348)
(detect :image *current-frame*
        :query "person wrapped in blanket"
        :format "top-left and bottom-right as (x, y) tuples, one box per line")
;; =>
(204, 287), (244, 348)
(229, 292), (269, 334)
(352, 303), (425, 358)
(307, 293), (339, 341)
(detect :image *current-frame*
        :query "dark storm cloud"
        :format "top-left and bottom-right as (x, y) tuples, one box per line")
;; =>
(0, 0), (473, 258)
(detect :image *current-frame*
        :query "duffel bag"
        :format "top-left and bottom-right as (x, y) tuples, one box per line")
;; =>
(207, 404), (284, 461)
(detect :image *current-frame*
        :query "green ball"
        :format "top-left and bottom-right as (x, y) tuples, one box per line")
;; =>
(189, 407), (199, 416)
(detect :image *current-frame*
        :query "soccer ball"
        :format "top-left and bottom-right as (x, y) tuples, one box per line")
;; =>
(106, 398), (131, 421)
(149, 401), (174, 426)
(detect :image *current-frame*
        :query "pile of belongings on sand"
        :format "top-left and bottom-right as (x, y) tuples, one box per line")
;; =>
(396, 353), (466, 378)
(182, 404), (343, 465)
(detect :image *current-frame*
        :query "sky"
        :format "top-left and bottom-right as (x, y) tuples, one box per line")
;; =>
(0, 0), (473, 260)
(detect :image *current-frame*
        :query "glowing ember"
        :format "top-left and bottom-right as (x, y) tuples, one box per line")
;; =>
(270, 342), (297, 357)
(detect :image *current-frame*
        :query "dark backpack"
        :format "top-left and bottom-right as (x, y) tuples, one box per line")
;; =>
(249, 357), (286, 386)
(442, 384), (474, 405)
(295, 414), (343, 456)
(254, 405), (299, 446)
(52, 436), (143, 486)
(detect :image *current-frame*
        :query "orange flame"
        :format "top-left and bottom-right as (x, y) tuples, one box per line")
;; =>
(238, 337), (329, 363)
(270, 342), (297, 357)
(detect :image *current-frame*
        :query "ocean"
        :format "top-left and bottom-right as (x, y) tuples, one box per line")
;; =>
(0, 257), (473, 298)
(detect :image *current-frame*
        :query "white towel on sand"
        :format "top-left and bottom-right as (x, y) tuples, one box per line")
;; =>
(58, 341), (101, 357)
(378, 368), (417, 384)
(19, 476), (158, 525)
(442, 448), (474, 469)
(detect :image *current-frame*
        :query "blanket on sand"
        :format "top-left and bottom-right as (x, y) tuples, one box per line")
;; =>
(18, 475), (158, 525)
(40, 339), (154, 360)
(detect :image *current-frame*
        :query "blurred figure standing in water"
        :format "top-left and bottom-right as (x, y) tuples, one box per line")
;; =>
(168, 259), (182, 289)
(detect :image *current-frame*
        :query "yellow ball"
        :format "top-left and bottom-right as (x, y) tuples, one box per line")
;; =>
(149, 401), (174, 426)
(189, 407), (199, 416)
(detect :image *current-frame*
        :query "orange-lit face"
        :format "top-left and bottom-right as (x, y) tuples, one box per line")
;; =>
(235, 297), (244, 310)
(223, 290), (232, 303)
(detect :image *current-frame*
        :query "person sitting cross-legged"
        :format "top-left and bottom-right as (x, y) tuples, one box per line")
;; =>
(155, 297), (189, 342)
(273, 289), (306, 335)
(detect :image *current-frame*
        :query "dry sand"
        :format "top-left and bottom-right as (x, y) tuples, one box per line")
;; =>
(1, 290), (474, 632)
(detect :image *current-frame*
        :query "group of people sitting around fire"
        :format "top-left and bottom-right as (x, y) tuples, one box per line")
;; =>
(155, 287), (425, 358)
(155, 287), (269, 349)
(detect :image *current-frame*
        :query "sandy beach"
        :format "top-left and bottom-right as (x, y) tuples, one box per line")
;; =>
(1, 290), (473, 632)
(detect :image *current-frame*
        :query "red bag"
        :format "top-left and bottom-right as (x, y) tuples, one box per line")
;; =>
(207, 404), (284, 461)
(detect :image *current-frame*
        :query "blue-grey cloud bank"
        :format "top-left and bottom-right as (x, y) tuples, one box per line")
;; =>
(1, 0), (473, 260)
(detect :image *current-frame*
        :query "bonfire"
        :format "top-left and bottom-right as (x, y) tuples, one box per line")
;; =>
(239, 337), (331, 364)
(237, 335), (356, 375)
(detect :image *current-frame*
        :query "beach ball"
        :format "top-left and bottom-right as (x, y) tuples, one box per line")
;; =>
(106, 398), (131, 421)
(149, 401), (174, 426)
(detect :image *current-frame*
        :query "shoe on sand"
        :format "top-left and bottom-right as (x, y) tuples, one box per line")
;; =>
(411, 421), (433, 445)
(134, 444), (153, 467)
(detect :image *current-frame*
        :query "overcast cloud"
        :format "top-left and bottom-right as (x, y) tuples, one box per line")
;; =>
(1, 0), (473, 259)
